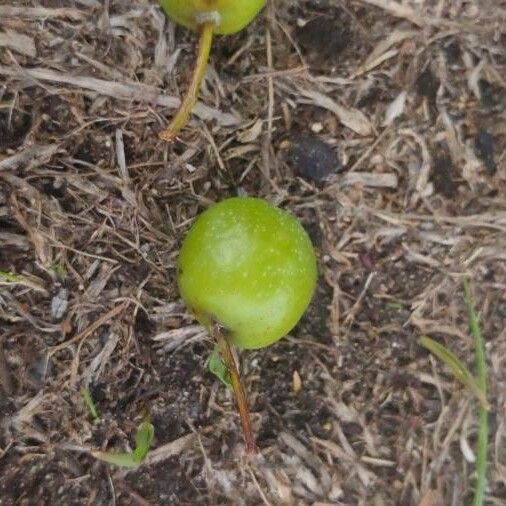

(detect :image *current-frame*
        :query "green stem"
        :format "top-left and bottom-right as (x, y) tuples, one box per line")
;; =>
(212, 324), (258, 454)
(474, 405), (488, 506)
(159, 22), (214, 142)
(463, 279), (488, 506)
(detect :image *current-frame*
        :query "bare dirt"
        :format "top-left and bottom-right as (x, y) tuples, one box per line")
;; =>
(1, 1), (505, 505)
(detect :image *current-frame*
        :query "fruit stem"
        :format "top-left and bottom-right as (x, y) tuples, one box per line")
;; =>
(159, 22), (214, 142)
(212, 324), (258, 454)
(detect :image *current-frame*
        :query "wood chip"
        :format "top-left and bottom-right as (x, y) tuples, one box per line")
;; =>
(340, 171), (398, 188)
(82, 331), (120, 386)
(0, 6), (86, 20)
(142, 434), (196, 466)
(0, 29), (36, 57)
(299, 89), (373, 136)
(0, 232), (30, 250)
(237, 119), (263, 143)
(353, 30), (418, 76)
(0, 144), (59, 172)
(383, 90), (407, 126)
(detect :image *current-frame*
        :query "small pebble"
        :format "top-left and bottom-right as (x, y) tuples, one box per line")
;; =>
(310, 122), (323, 133)
(51, 288), (69, 320)
(279, 135), (342, 181)
(475, 132), (496, 174)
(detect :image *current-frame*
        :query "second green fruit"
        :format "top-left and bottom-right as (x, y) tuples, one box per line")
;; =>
(178, 197), (317, 349)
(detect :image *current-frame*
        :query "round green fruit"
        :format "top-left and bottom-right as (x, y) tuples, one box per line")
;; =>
(177, 197), (317, 349)
(159, 0), (267, 35)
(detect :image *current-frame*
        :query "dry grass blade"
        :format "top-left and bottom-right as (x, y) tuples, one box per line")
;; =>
(0, 6), (86, 20)
(0, 145), (59, 171)
(0, 270), (49, 295)
(340, 172), (398, 188)
(356, 0), (426, 26)
(0, 29), (36, 58)
(0, 232), (30, 250)
(49, 302), (129, 354)
(0, 65), (241, 126)
(353, 29), (418, 77)
(299, 89), (373, 136)
(140, 434), (196, 467)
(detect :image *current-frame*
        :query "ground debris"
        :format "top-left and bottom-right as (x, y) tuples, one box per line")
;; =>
(0, 0), (505, 504)
(279, 135), (342, 181)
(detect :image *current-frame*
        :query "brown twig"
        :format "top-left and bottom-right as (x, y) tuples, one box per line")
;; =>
(211, 324), (258, 454)
(48, 301), (129, 355)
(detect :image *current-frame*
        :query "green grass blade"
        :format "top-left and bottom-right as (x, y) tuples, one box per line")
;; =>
(0, 270), (23, 283)
(419, 336), (489, 410)
(133, 420), (154, 462)
(463, 279), (488, 506)
(0, 270), (47, 294)
(463, 280), (487, 394)
(91, 451), (140, 468)
(80, 387), (99, 420)
(92, 419), (154, 468)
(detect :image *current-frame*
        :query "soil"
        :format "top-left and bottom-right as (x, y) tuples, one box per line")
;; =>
(1, 1), (505, 505)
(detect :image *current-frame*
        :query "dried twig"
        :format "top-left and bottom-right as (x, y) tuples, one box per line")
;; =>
(0, 145), (59, 171)
(48, 302), (129, 354)
(0, 65), (241, 126)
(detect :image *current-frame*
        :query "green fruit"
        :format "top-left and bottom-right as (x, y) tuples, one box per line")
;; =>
(177, 197), (317, 349)
(160, 0), (267, 35)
